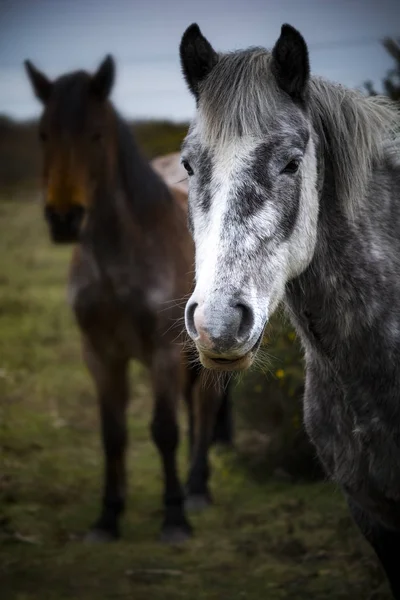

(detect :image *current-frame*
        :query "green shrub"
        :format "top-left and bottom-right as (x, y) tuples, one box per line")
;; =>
(233, 314), (323, 481)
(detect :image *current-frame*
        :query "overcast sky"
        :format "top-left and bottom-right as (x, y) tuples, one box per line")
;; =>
(0, 0), (399, 122)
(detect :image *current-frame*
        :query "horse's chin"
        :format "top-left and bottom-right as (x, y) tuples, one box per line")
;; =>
(199, 350), (255, 372)
(197, 330), (264, 372)
(49, 230), (80, 244)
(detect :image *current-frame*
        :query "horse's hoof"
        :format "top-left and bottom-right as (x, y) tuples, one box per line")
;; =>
(84, 528), (118, 543)
(185, 493), (212, 512)
(160, 522), (193, 544)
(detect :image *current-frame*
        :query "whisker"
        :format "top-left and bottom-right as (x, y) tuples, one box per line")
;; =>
(161, 320), (184, 338)
(157, 293), (193, 313)
(173, 176), (189, 185)
(158, 299), (191, 311)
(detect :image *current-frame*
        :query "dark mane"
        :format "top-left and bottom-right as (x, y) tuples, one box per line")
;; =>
(114, 114), (173, 217)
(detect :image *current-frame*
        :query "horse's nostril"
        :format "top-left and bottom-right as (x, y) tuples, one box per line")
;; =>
(236, 303), (254, 341)
(185, 301), (198, 338)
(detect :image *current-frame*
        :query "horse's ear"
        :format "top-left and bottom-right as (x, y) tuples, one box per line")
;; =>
(24, 60), (53, 104)
(271, 24), (310, 101)
(91, 55), (115, 100)
(180, 23), (218, 100)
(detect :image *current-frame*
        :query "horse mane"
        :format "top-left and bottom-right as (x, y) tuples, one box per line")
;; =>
(308, 77), (399, 217)
(199, 48), (399, 216)
(114, 114), (173, 216)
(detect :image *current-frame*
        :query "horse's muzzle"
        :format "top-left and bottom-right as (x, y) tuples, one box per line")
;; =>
(185, 295), (265, 371)
(45, 205), (85, 244)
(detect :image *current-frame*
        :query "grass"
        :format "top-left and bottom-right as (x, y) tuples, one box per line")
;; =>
(0, 195), (392, 599)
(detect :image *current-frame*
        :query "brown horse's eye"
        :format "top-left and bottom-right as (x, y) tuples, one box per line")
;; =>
(91, 132), (102, 142)
(39, 131), (48, 142)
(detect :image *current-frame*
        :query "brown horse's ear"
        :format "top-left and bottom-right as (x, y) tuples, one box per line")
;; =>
(91, 55), (115, 100)
(24, 60), (53, 104)
(271, 24), (310, 102)
(180, 23), (218, 100)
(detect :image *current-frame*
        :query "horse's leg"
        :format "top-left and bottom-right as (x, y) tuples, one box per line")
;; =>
(184, 360), (233, 452)
(183, 361), (197, 460)
(83, 342), (129, 542)
(347, 498), (400, 598)
(150, 348), (192, 543)
(211, 378), (234, 447)
(185, 373), (226, 511)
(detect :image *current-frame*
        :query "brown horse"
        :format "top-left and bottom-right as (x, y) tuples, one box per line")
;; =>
(24, 55), (233, 542)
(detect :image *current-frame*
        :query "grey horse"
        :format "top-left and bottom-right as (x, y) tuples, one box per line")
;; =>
(179, 22), (400, 597)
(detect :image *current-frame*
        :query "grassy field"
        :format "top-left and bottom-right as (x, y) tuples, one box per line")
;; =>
(0, 196), (392, 599)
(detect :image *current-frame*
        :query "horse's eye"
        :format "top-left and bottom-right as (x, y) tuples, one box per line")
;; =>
(39, 131), (48, 142)
(281, 159), (300, 175)
(91, 132), (102, 142)
(182, 159), (194, 176)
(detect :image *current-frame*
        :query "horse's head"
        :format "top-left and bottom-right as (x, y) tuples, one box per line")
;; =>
(24, 56), (116, 243)
(180, 24), (319, 371)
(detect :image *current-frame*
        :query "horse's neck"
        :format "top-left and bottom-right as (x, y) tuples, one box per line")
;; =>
(286, 153), (400, 361)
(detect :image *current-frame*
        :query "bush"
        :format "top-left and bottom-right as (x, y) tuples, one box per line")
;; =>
(0, 117), (41, 193)
(133, 120), (188, 159)
(233, 314), (323, 481)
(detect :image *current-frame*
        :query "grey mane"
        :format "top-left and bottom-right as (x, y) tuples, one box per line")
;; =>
(199, 48), (399, 216)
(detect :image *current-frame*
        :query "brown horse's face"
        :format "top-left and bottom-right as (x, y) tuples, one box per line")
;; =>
(24, 56), (116, 243)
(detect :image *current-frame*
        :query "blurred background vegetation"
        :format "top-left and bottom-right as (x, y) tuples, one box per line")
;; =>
(365, 36), (400, 99)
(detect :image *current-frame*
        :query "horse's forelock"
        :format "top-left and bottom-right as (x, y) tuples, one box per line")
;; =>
(198, 49), (279, 146)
